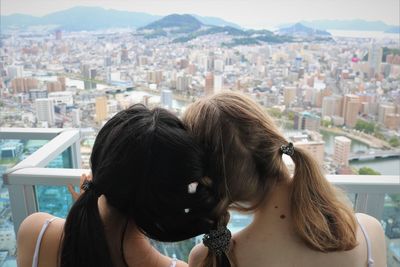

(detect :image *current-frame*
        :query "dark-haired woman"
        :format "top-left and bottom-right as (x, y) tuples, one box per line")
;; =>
(183, 92), (386, 267)
(17, 104), (215, 267)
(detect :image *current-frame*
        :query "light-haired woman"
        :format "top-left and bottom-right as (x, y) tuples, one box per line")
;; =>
(183, 92), (386, 267)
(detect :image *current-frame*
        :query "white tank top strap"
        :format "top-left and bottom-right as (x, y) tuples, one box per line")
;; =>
(169, 254), (178, 267)
(32, 217), (58, 267)
(356, 215), (374, 267)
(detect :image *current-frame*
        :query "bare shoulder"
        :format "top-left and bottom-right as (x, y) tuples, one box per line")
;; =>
(188, 243), (208, 267)
(355, 213), (386, 266)
(356, 213), (385, 236)
(17, 212), (64, 267)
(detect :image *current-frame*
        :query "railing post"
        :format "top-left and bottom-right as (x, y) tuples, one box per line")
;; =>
(7, 184), (37, 233)
(70, 139), (82, 169)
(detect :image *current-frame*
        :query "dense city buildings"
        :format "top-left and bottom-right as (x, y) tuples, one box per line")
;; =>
(0, 11), (399, 266)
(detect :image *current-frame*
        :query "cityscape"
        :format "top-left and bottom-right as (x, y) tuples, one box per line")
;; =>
(0, 3), (399, 266)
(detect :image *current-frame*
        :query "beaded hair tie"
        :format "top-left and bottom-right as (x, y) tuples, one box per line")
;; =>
(202, 226), (232, 255)
(81, 179), (95, 191)
(81, 180), (101, 197)
(280, 142), (295, 156)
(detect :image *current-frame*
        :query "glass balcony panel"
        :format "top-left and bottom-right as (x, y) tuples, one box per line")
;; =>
(383, 193), (400, 266)
(35, 186), (75, 219)
(152, 239), (198, 262)
(36, 148), (75, 218)
(0, 139), (50, 267)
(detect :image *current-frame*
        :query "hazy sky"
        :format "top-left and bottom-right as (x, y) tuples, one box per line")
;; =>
(1, 0), (399, 29)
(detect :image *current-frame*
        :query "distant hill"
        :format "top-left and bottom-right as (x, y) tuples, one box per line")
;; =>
(286, 19), (399, 32)
(2, 6), (160, 31)
(278, 23), (331, 36)
(0, 6), (241, 31)
(191, 15), (241, 29)
(385, 26), (400, 33)
(139, 14), (203, 33)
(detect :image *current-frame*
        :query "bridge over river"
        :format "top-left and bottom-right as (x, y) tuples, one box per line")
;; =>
(349, 149), (400, 161)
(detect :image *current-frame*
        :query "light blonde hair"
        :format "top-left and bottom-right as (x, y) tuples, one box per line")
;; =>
(183, 92), (357, 267)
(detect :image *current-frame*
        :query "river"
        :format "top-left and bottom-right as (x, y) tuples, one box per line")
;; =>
(321, 130), (399, 175)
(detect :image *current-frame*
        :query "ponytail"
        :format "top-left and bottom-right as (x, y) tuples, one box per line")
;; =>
(289, 146), (357, 252)
(60, 190), (112, 267)
(201, 203), (235, 267)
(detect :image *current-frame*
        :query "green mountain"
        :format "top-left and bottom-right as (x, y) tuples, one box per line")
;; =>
(278, 23), (331, 36)
(139, 14), (203, 33)
(1, 7), (240, 31)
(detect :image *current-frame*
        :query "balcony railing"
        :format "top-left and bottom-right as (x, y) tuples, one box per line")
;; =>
(1, 128), (400, 266)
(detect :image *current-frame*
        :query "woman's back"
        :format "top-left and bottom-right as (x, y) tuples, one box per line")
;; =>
(189, 183), (387, 267)
(231, 184), (386, 267)
(18, 210), (187, 267)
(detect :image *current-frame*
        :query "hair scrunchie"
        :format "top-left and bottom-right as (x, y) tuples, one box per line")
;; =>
(81, 179), (101, 197)
(280, 142), (295, 156)
(203, 226), (232, 255)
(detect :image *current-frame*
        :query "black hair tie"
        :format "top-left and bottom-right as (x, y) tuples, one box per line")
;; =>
(203, 226), (232, 255)
(81, 180), (101, 197)
(280, 142), (295, 156)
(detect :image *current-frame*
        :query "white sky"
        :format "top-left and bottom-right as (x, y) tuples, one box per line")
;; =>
(1, 0), (399, 29)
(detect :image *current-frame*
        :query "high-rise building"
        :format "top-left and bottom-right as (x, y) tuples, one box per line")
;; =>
(294, 112), (321, 132)
(104, 56), (112, 67)
(147, 70), (163, 85)
(186, 64), (196, 75)
(139, 56), (149, 66)
(342, 94), (360, 127)
(214, 74), (223, 93)
(290, 133), (325, 165)
(214, 59), (224, 72)
(81, 64), (91, 79)
(35, 98), (55, 126)
(378, 104), (396, 124)
(368, 43), (383, 77)
(334, 136), (351, 166)
(11, 77), (38, 93)
(283, 86), (297, 106)
(29, 89), (48, 101)
(205, 72), (214, 95)
(322, 96), (335, 117)
(55, 30), (62, 40)
(95, 96), (108, 123)
(161, 89), (173, 109)
(384, 113), (400, 130)
(49, 91), (74, 106)
(46, 81), (62, 92)
(176, 75), (191, 92)
(71, 109), (81, 127)
(90, 69), (97, 80)
(121, 48), (129, 62)
(58, 77), (66, 91)
(7, 66), (23, 79)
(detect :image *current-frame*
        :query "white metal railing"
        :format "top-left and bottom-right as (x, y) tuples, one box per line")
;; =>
(1, 128), (81, 231)
(1, 128), (400, 234)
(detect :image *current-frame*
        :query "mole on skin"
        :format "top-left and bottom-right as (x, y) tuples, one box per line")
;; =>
(274, 206), (278, 209)
(280, 214), (286, 219)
